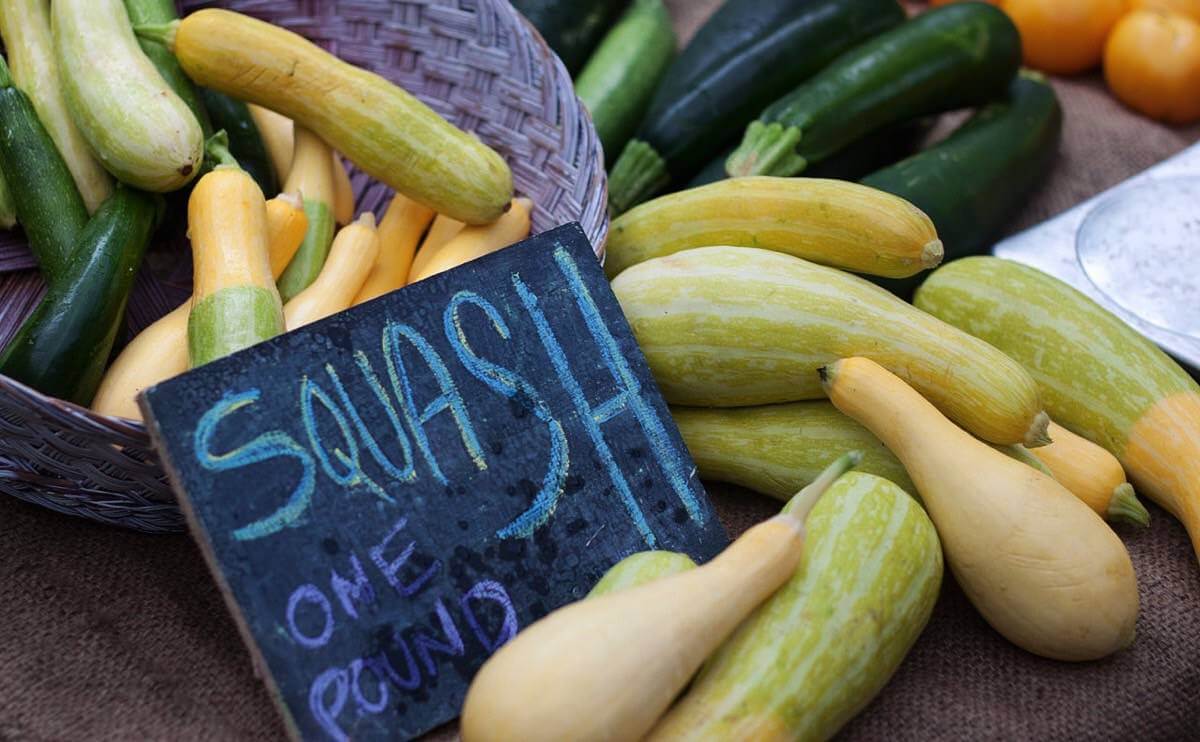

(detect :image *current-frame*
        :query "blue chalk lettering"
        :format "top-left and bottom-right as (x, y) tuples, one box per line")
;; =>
(326, 357), (417, 484)
(349, 657), (389, 715)
(329, 554), (375, 621)
(445, 291), (570, 539)
(368, 517), (440, 598)
(287, 584), (334, 649)
(300, 376), (390, 502)
(309, 667), (350, 742)
(193, 390), (316, 542)
(552, 246), (705, 524)
(461, 580), (519, 653)
(373, 635), (420, 691)
(411, 599), (464, 677)
(382, 320), (487, 484)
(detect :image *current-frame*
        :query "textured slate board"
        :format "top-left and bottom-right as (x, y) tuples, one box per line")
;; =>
(139, 223), (727, 741)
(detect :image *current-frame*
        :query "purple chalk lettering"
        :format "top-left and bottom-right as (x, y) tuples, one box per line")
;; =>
(287, 584), (334, 649)
(309, 667), (350, 742)
(461, 580), (519, 653)
(373, 632), (421, 691)
(330, 554), (375, 621)
(411, 599), (465, 677)
(369, 517), (440, 597)
(350, 657), (389, 715)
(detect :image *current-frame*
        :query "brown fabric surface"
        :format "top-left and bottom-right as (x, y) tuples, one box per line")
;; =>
(3, 2), (1200, 740)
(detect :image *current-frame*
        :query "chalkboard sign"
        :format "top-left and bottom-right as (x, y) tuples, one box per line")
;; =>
(140, 223), (728, 742)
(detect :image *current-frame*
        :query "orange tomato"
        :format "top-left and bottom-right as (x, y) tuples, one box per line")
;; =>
(1130, 0), (1200, 23)
(1105, 10), (1200, 123)
(1000, 0), (1129, 75)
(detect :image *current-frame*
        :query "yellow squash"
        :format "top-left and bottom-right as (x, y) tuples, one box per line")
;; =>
(823, 357), (1138, 661)
(284, 212), (379, 330)
(408, 197), (532, 283)
(419, 213), (464, 254)
(331, 151), (355, 225)
(1033, 421), (1149, 526)
(277, 126), (335, 301)
(247, 102), (293, 184)
(353, 193), (435, 305)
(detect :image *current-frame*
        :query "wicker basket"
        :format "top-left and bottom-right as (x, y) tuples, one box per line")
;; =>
(0, 0), (608, 533)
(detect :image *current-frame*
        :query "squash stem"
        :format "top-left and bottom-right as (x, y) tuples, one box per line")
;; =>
(725, 121), (807, 178)
(1107, 483), (1151, 527)
(133, 20), (180, 50)
(782, 450), (863, 523)
(607, 139), (669, 216)
(204, 130), (241, 171)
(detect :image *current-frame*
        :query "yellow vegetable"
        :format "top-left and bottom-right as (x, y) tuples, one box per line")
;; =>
(147, 9), (513, 223)
(823, 357), (1138, 661)
(277, 126), (335, 301)
(461, 453), (859, 742)
(247, 102), (293, 184)
(408, 197), (532, 283)
(419, 213), (465, 254)
(331, 151), (355, 225)
(1032, 421), (1149, 526)
(92, 191), (304, 420)
(284, 212), (379, 330)
(353, 193), (435, 305)
(605, 176), (942, 279)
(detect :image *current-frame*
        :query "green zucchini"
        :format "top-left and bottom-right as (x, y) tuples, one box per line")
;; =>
(123, 0), (213, 137)
(0, 55), (88, 278)
(672, 402), (916, 499)
(0, 0), (114, 214)
(0, 171), (15, 229)
(0, 185), (159, 405)
(863, 71), (1062, 297)
(199, 88), (278, 196)
(607, 0), (905, 214)
(647, 471), (942, 741)
(54, 0), (204, 192)
(511, 0), (630, 75)
(587, 551), (697, 599)
(575, 0), (675, 164)
(727, 2), (1021, 178)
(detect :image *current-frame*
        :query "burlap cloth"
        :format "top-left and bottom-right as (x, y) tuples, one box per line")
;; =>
(3, 2), (1200, 740)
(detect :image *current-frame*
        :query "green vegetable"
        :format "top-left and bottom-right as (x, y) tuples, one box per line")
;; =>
(0, 171), (15, 229)
(575, 0), (675, 164)
(607, 0), (904, 213)
(511, 0), (630, 74)
(587, 551), (697, 599)
(727, 2), (1021, 178)
(863, 71), (1062, 297)
(0, 55), (88, 277)
(0, 186), (159, 405)
(199, 87), (279, 196)
(122, 0), (213, 137)
(648, 471), (942, 741)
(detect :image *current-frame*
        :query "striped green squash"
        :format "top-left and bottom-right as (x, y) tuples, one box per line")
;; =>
(587, 551), (697, 599)
(672, 401), (916, 498)
(646, 472), (942, 741)
(612, 246), (1049, 446)
(915, 256), (1200, 563)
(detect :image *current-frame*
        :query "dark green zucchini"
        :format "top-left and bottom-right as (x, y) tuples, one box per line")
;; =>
(864, 71), (1062, 298)
(727, 2), (1021, 178)
(198, 88), (278, 195)
(607, 0), (905, 214)
(512, 0), (630, 75)
(0, 185), (160, 405)
(0, 55), (88, 279)
(123, 0), (213, 136)
(575, 0), (676, 164)
(687, 118), (934, 189)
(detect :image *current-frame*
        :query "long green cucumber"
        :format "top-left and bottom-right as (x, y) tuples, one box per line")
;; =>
(612, 246), (1049, 447)
(0, 0), (113, 213)
(511, 0), (630, 75)
(198, 88), (278, 196)
(607, 0), (904, 214)
(914, 257), (1200, 562)
(0, 186), (159, 405)
(0, 171), (14, 229)
(587, 551), (697, 599)
(0, 55), (88, 278)
(863, 71), (1062, 297)
(123, 0), (213, 137)
(727, 2), (1021, 178)
(574, 0), (675, 163)
(647, 471), (942, 741)
(672, 402), (916, 498)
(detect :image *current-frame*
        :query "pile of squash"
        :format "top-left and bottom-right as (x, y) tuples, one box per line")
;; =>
(0, 1), (526, 419)
(935, 0), (1200, 123)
